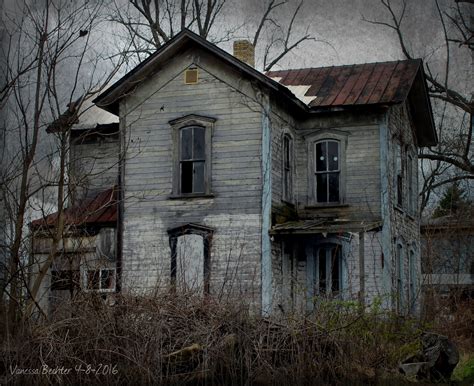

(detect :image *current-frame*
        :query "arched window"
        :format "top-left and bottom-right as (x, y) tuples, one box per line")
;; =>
(180, 126), (205, 194)
(169, 115), (215, 197)
(314, 140), (340, 203)
(282, 133), (294, 202)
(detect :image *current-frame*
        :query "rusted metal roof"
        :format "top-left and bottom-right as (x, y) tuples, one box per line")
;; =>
(31, 186), (117, 229)
(270, 218), (382, 235)
(266, 60), (421, 108)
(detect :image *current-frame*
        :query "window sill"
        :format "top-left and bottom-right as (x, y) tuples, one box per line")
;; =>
(168, 193), (215, 200)
(305, 203), (349, 209)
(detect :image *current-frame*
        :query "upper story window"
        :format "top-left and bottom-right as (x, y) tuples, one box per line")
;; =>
(180, 126), (205, 194)
(395, 143), (404, 207)
(169, 115), (215, 198)
(306, 130), (348, 206)
(282, 133), (294, 202)
(315, 140), (340, 203)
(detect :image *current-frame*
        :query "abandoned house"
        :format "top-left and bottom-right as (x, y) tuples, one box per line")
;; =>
(30, 29), (437, 316)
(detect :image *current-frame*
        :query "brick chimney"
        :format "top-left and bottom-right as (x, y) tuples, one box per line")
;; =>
(233, 40), (255, 68)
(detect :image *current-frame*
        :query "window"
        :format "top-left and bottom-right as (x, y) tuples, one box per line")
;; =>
(408, 249), (416, 313)
(315, 140), (340, 203)
(84, 268), (116, 292)
(282, 133), (293, 202)
(396, 243), (404, 312)
(180, 126), (205, 194)
(406, 150), (417, 216)
(168, 223), (214, 294)
(315, 244), (342, 296)
(170, 115), (215, 197)
(395, 143), (404, 207)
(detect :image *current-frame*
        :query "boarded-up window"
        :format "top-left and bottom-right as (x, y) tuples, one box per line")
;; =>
(176, 234), (204, 292)
(315, 140), (340, 203)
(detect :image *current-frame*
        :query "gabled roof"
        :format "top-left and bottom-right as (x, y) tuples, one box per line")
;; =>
(93, 28), (437, 147)
(31, 187), (118, 229)
(93, 29), (305, 115)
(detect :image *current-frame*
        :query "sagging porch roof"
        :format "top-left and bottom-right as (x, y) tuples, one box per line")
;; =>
(270, 218), (382, 235)
(31, 186), (118, 229)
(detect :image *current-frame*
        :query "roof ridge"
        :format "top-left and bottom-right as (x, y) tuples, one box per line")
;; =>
(265, 58), (419, 74)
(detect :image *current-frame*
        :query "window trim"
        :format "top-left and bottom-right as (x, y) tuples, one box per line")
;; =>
(306, 129), (348, 206)
(169, 115), (216, 198)
(168, 223), (214, 294)
(282, 132), (294, 203)
(395, 240), (406, 313)
(83, 268), (116, 293)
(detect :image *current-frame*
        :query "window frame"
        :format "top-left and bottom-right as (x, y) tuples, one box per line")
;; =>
(314, 243), (343, 297)
(282, 132), (294, 203)
(395, 241), (405, 313)
(169, 115), (216, 198)
(306, 130), (348, 206)
(168, 223), (214, 295)
(83, 268), (116, 293)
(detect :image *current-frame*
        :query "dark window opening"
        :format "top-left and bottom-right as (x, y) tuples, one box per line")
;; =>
(397, 175), (403, 207)
(283, 134), (293, 201)
(315, 140), (340, 203)
(180, 126), (206, 194)
(316, 244), (342, 295)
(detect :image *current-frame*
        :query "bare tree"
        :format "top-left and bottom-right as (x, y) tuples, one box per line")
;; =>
(0, 0), (126, 328)
(365, 0), (473, 211)
(109, 0), (316, 71)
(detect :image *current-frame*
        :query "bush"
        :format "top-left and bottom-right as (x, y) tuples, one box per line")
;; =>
(2, 292), (425, 385)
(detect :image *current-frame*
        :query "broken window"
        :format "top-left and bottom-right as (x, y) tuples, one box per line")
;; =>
(282, 134), (293, 202)
(315, 140), (340, 203)
(180, 126), (206, 194)
(315, 244), (342, 296)
(170, 115), (215, 197)
(85, 268), (116, 292)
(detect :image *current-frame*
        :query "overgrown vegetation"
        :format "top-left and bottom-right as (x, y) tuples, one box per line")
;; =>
(1, 292), (432, 385)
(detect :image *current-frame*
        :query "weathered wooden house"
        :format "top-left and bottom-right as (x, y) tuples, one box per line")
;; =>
(31, 29), (437, 315)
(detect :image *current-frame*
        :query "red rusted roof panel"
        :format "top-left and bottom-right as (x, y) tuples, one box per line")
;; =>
(266, 59), (420, 108)
(31, 186), (118, 229)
